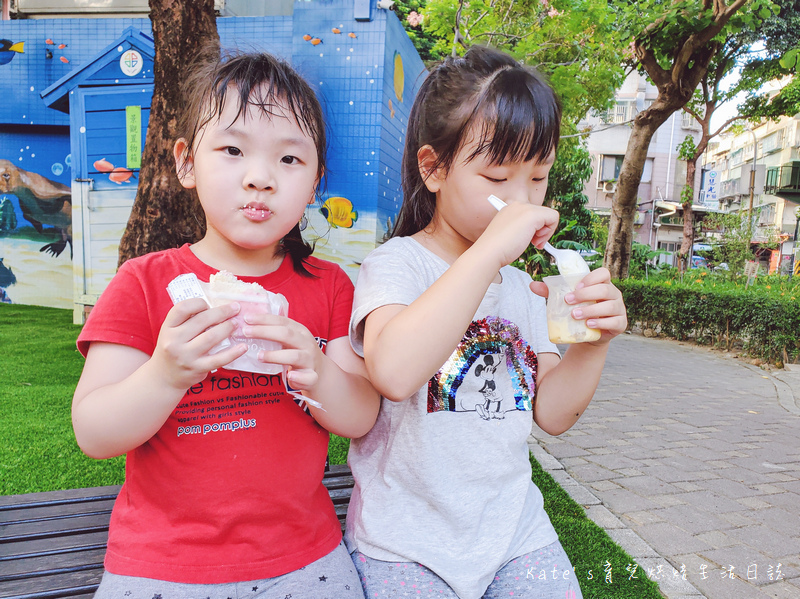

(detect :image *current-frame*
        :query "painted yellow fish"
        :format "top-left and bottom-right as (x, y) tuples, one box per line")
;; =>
(320, 196), (358, 228)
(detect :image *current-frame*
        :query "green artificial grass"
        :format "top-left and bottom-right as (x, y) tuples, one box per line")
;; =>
(0, 304), (662, 598)
(0, 304), (125, 494)
(530, 454), (663, 598)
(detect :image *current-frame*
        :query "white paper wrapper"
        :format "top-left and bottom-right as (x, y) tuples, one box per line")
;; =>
(166, 273), (323, 410)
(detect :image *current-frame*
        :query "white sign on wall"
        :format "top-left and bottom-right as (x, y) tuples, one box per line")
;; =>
(703, 170), (718, 206)
(119, 49), (143, 77)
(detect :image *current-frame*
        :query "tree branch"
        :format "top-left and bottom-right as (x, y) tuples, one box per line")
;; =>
(673, 0), (749, 81)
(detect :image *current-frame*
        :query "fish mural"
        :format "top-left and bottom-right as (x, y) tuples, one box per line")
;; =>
(93, 158), (136, 185)
(0, 39), (24, 65)
(44, 38), (70, 63)
(319, 196), (358, 229)
(0, 160), (72, 258)
(393, 51), (404, 102)
(0, 257), (16, 303)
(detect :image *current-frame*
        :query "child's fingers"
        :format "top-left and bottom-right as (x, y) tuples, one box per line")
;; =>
(164, 299), (241, 334)
(197, 342), (248, 372)
(285, 367), (319, 390)
(529, 280), (548, 298)
(242, 316), (317, 353)
(584, 313), (628, 338)
(570, 295), (628, 336)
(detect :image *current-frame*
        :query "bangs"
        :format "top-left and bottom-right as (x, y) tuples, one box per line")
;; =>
(465, 67), (560, 166)
(201, 58), (321, 145)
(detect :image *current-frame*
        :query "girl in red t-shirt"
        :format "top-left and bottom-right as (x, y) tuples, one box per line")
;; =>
(73, 49), (378, 597)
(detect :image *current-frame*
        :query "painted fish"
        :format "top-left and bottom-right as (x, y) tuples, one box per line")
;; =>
(332, 28), (341, 34)
(109, 167), (135, 184)
(0, 39), (24, 65)
(93, 158), (114, 173)
(303, 34), (312, 41)
(310, 38), (323, 46)
(319, 196), (358, 229)
(348, 32), (357, 38)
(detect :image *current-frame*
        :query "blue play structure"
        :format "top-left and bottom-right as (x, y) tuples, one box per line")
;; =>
(0, 0), (426, 320)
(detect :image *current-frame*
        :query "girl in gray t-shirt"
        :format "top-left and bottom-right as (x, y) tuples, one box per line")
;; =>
(345, 46), (628, 599)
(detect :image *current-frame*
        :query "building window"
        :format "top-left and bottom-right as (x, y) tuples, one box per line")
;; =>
(604, 101), (635, 124)
(681, 111), (698, 129)
(761, 129), (785, 154)
(598, 156), (653, 184)
(600, 155), (624, 181)
(758, 203), (776, 226)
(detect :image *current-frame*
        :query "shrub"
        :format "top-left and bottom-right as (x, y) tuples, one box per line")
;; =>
(618, 275), (800, 366)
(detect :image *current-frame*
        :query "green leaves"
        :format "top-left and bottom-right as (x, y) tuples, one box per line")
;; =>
(417, 0), (627, 121)
(676, 134), (697, 161)
(780, 47), (799, 69)
(618, 275), (800, 365)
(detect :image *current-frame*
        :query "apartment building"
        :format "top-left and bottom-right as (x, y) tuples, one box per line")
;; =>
(580, 71), (708, 266)
(702, 112), (800, 274)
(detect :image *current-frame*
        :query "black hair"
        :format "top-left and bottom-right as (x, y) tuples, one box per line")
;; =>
(177, 47), (326, 276)
(394, 45), (562, 238)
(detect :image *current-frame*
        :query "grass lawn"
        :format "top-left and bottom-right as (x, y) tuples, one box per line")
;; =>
(0, 303), (661, 598)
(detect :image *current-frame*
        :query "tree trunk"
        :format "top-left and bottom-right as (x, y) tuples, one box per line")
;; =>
(678, 158), (697, 273)
(679, 132), (710, 272)
(605, 102), (675, 279)
(117, 0), (219, 266)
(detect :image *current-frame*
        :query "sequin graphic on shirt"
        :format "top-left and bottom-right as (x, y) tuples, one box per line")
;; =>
(427, 316), (538, 417)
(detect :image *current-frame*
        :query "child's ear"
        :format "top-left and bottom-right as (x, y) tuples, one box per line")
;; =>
(173, 138), (196, 189)
(417, 145), (442, 193)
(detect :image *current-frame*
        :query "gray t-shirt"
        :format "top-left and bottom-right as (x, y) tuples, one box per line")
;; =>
(346, 237), (561, 599)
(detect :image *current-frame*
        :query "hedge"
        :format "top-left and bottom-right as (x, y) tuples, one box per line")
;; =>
(616, 278), (800, 366)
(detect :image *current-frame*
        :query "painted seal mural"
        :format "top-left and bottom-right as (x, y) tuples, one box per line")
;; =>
(0, 159), (72, 258)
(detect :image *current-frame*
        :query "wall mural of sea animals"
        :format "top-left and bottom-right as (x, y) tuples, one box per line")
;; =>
(393, 51), (404, 102)
(93, 158), (136, 184)
(319, 196), (358, 229)
(44, 39), (70, 63)
(0, 160), (72, 258)
(0, 39), (24, 65)
(0, 257), (16, 303)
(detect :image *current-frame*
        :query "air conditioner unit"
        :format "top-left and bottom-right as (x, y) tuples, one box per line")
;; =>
(602, 181), (617, 193)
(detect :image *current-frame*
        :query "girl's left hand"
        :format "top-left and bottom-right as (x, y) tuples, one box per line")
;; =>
(241, 313), (324, 391)
(530, 267), (628, 344)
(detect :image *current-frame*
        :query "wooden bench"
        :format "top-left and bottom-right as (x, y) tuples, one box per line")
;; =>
(0, 465), (354, 599)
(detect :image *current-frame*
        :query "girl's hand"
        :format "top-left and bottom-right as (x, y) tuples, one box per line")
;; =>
(151, 298), (248, 391)
(531, 267), (627, 344)
(476, 202), (560, 269)
(241, 313), (324, 392)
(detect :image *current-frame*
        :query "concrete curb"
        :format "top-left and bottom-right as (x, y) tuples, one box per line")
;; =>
(735, 361), (800, 416)
(528, 438), (706, 598)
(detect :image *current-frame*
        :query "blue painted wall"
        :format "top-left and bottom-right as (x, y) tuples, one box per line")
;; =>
(0, 2), (427, 308)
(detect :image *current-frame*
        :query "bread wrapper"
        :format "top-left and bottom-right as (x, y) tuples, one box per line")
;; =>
(166, 272), (323, 410)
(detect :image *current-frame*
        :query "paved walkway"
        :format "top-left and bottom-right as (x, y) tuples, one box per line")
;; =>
(529, 333), (800, 599)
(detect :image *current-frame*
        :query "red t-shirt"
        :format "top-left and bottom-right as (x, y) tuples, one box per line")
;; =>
(77, 244), (352, 583)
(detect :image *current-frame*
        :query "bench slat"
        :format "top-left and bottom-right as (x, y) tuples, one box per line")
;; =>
(0, 567), (104, 599)
(0, 466), (354, 599)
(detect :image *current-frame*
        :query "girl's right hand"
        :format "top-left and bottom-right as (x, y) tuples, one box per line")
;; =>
(151, 298), (248, 391)
(476, 202), (560, 268)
